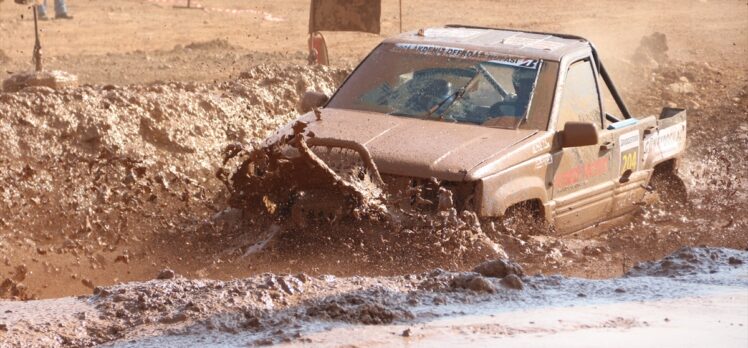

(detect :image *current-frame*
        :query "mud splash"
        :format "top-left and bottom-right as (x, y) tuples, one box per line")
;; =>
(0, 62), (506, 301)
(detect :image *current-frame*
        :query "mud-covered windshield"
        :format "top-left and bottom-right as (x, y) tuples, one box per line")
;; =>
(329, 43), (553, 130)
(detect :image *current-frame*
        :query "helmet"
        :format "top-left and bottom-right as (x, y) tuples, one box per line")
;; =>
(512, 68), (536, 99)
(512, 68), (536, 88)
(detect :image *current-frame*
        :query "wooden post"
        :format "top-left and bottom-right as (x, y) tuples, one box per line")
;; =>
(399, 0), (403, 33)
(174, 0), (200, 10)
(32, 5), (43, 72)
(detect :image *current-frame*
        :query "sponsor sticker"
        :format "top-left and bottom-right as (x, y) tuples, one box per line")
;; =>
(647, 122), (686, 159)
(392, 43), (540, 69)
(619, 131), (640, 174)
(534, 155), (553, 170)
(555, 156), (610, 190)
(421, 28), (484, 39)
(532, 139), (550, 154)
(619, 131), (640, 152)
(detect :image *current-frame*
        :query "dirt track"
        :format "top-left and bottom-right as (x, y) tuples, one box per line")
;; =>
(0, 0), (747, 346)
(2, 0), (746, 84)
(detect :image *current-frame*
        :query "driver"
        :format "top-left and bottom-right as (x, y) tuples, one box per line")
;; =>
(512, 67), (536, 116)
(489, 67), (536, 118)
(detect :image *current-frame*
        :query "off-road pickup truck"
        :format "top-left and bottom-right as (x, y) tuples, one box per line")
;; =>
(225, 25), (687, 235)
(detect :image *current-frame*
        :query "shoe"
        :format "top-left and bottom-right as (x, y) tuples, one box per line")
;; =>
(55, 13), (73, 19)
(39, 14), (50, 20)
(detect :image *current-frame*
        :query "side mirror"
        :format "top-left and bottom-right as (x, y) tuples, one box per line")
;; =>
(299, 91), (329, 113)
(561, 121), (599, 148)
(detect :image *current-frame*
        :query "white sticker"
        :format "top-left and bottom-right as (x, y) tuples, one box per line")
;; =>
(619, 131), (640, 174)
(648, 122), (687, 159)
(532, 139), (550, 154)
(501, 36), (566, 51)
(422, 28), (484, 39)
(619, 131), (640, 152)
(534, 155), (553, 169)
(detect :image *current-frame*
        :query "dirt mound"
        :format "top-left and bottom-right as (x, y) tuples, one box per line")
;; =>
(0, 64), (349, 300)
(2, 70), (79, 92)
(0, 256), (532, 346)
(182, 39), (235, 51)
(307, 291), (415, 325)
(626, 247), (747, 277)
(0, 266), (510, 346)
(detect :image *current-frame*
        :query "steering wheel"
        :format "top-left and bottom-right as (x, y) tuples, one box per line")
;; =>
(488, 96), (524, 117)
(484, 100), (524, 128)
(404, 79), (452, 113)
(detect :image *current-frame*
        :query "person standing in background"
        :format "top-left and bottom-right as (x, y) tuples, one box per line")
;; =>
(38, 0), (72, 20)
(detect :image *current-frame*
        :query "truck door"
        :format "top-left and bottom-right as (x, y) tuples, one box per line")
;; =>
(599, 78), (658, 218)
(551, 58), (615, 234)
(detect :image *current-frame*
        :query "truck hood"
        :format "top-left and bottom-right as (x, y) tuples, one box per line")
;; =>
(282, 108), (537, 181)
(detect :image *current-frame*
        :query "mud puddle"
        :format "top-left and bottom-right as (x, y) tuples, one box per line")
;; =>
(0, 247), (745, 347)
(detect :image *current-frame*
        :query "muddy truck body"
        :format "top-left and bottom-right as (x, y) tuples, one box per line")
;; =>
(223, 26), (687, 235)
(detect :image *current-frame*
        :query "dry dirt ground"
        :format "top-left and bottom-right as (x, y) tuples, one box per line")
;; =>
(0, 0), (747, 346)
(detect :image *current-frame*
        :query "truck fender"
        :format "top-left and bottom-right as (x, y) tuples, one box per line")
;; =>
(478, 155), (552, 220)
(643, 108), (687, 170)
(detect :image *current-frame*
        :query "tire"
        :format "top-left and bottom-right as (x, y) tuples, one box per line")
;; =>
(479, 201), (551, 258)
(649, 170), (688, 208)
(499, 201), (550, 236)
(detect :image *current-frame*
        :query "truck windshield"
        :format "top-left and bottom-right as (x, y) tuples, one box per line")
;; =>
(328, 43), (550, 130)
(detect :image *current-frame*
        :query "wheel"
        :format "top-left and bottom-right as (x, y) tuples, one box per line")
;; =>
(480, 201), (550, 239)
(480, 201), (551, 258)
(501, 201), (550, 235)
(649, 170), (688, 208)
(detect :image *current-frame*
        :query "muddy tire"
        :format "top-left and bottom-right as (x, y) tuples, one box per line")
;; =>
(480, 201), (551, 258)
(499, 201), (550, 236)
(650, 171), (688, 208)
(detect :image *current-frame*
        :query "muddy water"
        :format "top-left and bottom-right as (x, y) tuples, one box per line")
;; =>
(1, 247), (745, 346)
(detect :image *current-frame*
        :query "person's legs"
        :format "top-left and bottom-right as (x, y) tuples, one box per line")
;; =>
(37, 0), (49, 19)
(54, 0), (72, 19)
